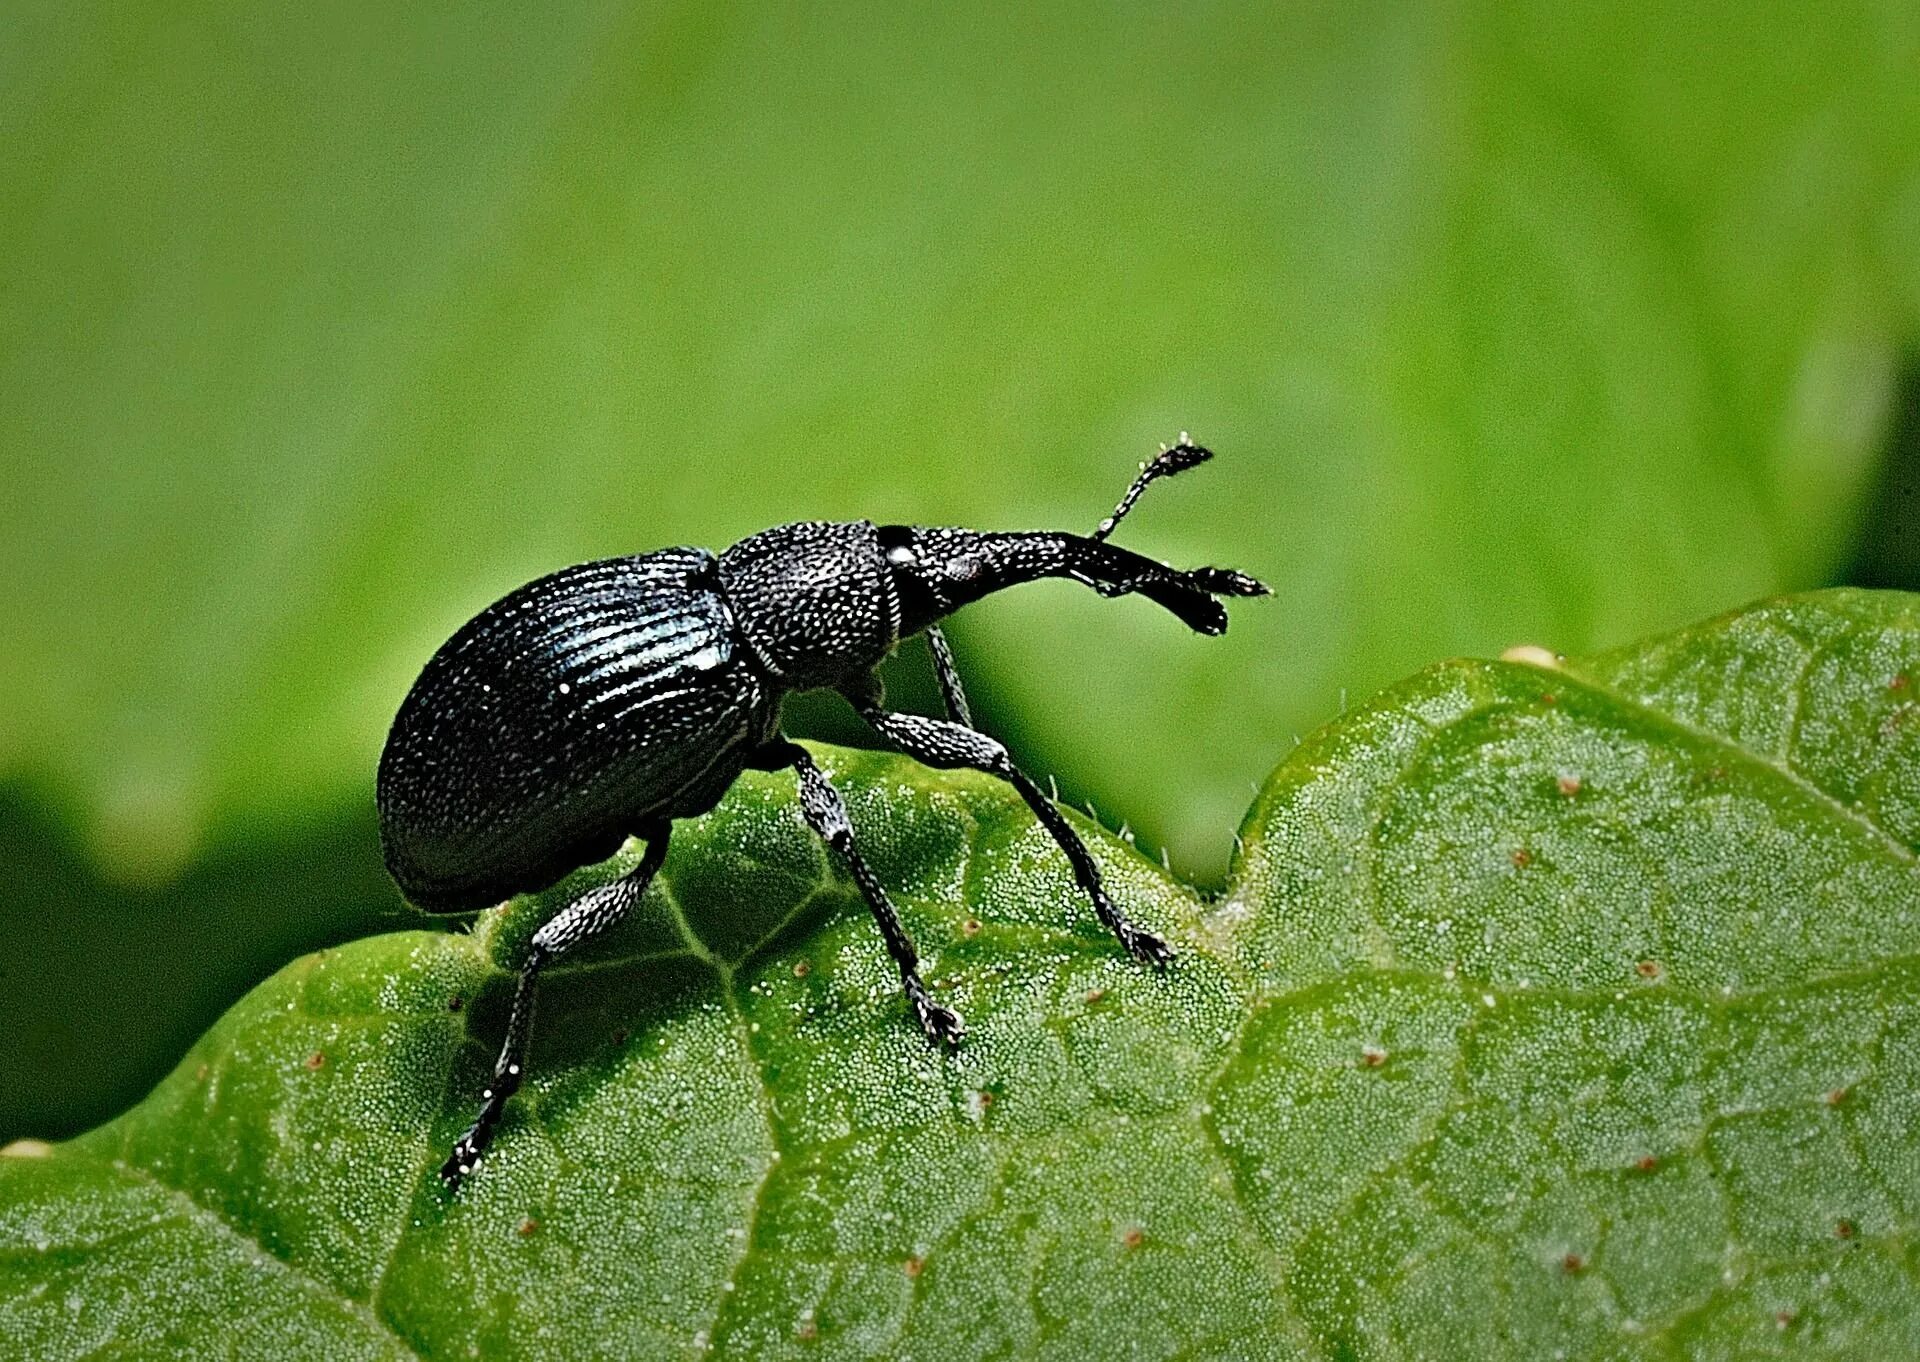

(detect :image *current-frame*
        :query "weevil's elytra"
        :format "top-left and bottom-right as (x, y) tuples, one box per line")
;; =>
(378, 440), (1268, 1189)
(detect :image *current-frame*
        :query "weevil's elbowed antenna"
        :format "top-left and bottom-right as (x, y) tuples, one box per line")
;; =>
(1093, 432), (1214, 542)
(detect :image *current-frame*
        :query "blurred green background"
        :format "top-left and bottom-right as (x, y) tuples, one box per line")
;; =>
(4, 1), (1918, 1142)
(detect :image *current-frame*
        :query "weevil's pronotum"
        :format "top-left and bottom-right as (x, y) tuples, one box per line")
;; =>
(377, 439), (1267, 1188)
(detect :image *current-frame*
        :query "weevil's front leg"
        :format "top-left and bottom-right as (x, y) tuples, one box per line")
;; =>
(851, 704), (1173, 967)
(442, 821), (671, 1191)
(761, 739), (964, 1045)
(922, 623), (973, 728)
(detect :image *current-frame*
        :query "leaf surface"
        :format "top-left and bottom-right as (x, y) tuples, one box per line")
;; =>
(7, 590), (1920, 1358)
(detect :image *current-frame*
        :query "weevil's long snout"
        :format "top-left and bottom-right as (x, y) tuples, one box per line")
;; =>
(880, 525), (1267, 638)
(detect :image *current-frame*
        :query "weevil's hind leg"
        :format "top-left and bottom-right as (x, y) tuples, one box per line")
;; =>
(441, 821), (672, 1192)
(852, 705), (1173, 967)
(760, 738), (963, 1045)
(923, 623), (973, 728)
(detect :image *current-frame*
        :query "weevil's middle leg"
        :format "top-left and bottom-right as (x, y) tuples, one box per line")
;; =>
(851, 704), (1173, 967)
(441, 820), (671, 1192)
(760, 739), (964, 1045)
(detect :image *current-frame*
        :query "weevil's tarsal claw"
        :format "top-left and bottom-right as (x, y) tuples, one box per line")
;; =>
(440, 1131), (484, 1192)
(910, 990), (966, 1045)
(439, 1069), (520, 1192)
(1119, 924), (1176, 969)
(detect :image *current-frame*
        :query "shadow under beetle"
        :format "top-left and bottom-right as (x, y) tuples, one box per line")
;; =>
(377, 438), (1267, 1189)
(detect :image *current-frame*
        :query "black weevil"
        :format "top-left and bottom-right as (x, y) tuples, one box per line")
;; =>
(377, 439), (1267, 1188)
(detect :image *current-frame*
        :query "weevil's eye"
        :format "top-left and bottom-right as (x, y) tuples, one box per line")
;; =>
(878, 524), (919, 567)
(879, 524), (945, 635)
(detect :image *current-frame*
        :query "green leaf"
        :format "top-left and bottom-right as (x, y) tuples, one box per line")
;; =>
(4, 2), (1917, 877)
(7, 588), (1920, 1358)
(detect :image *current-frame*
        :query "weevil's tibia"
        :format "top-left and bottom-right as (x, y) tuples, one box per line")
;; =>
(923, 622), (972, 727)
(853, 702), (1174, 967)
(770, 740), (964, 1044)
(441, 823), (672, 1191)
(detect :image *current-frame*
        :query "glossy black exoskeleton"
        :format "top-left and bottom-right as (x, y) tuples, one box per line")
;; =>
(378, 439), (1267, 1188)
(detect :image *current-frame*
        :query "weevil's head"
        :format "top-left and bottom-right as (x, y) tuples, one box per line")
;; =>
(719, 505), (1266, 693)
(876, 525), (1041, 637)
(875, 439), (1268, 644)
(880, 521), (1269, 639)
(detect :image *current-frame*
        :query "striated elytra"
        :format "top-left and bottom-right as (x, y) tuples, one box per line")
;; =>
(377, 440), (1267, 1189)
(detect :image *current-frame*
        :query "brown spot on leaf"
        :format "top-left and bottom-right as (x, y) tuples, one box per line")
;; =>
(1561, 1252), (1585, 1274)
(194, 1063), (210, 1083)
(1636, 959), (1662, 979)
(792, 959), (811, 978)
(1540, 692), (1558, 706)
(448, 995), (464, 1013)
(1084, 988), (1106, 1005)
(1556, 774), (1582, 797)
(303, 1051), (325, 1071)
(1826, 1087), (1849, 1107)
(961, 917), (982, 937)
(1775, 1309), (1796, 1330)
(1360, 1046), (1387, 1068)
(1122, 1226), (1146, 1250)
(516, 1217), (539, 1237)
(1893, 672), (1910, 692)
(904, 1256), (924, 1278)
(1836, 1218), (1857, 1240)
(1635, 1155), (1659, 1173)
(1511, 848), (1533, 869)
(796, 1318), (818, 1341)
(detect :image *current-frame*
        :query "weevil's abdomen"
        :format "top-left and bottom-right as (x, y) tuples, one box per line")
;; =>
(377, 547), (776, 913)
